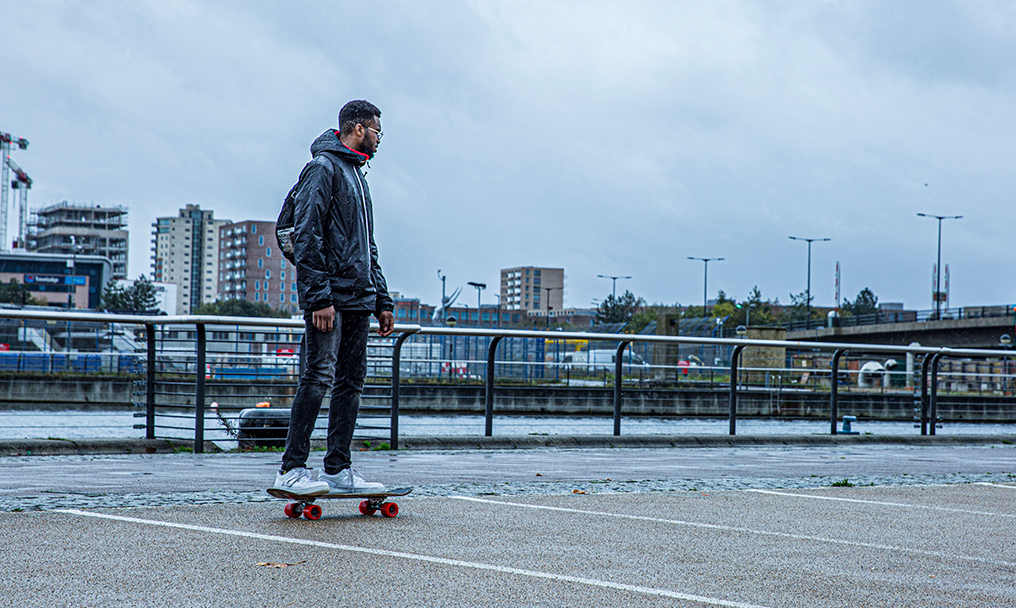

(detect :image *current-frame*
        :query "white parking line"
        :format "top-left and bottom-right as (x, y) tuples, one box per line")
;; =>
(977, 482), (1016, 490)
(747, 489), (1016, 517)
(451, 496), (1016, 568)
(56, 508), (769, 608)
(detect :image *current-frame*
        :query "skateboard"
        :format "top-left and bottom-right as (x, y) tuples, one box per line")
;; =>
(267, 487), (413, 520)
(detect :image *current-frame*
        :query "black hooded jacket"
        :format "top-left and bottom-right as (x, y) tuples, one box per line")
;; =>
(293, 129), (394, 314)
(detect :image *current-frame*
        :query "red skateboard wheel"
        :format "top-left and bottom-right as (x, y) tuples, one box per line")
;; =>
(284, 502), (302, 518)
(380, 502), (398, 518)
(303, 504), (322, 520)
(359, 500), (377, 516)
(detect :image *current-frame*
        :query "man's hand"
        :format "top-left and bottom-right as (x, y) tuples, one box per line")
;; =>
(376, 310), (395, 337)
(312, 306), (335, 332)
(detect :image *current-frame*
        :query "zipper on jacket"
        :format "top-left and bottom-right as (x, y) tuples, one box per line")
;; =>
(352, 168), (375, 287)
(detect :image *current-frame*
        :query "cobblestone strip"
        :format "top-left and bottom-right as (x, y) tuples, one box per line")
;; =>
(5, 471), (1016, 512)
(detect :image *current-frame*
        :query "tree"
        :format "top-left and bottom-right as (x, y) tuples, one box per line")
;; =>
(627, 304), (661, 334)
(192, 299), (291, 318)
(783, 290), (814, 323)
(734, 285), (777, 327)
(842, 288), (878, 316)
(0, 279), (41, 306)
(99, 276), (159, 313)
(595, 290), (645, 325)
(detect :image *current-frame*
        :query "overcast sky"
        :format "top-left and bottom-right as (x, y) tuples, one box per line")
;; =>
(3, 1), (1013, 312)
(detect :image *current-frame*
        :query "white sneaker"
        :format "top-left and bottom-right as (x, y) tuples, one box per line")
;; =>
(320, 469), (385, 494)
(273, 467), (330, 496)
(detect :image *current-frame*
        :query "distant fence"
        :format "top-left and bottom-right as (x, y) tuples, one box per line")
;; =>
(0, 309), (1013, 451)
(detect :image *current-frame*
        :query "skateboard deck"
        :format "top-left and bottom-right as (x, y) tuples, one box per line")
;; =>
(267, 486), (412, 520)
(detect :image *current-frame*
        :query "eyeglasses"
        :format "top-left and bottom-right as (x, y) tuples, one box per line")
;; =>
(366, 126), (383, 141)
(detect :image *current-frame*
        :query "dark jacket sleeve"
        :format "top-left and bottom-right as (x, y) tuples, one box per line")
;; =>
(293, 156), (335, 312)
(370, 232), (394, 314)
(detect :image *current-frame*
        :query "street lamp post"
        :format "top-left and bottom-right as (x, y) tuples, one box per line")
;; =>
(467, 281), (486, 327)
(597, 274), (631, 300)
(543, 286), (562, 328)
(788, 236), (830, 326)
(493, 293), (501, 329)
(917, 213), (962, 320)
(687, 257), (724, 316)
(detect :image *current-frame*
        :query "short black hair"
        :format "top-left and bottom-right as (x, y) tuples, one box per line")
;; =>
(338, 100), (381, 136)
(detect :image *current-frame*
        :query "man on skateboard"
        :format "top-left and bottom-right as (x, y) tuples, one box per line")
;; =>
(272, 100), (395, 497)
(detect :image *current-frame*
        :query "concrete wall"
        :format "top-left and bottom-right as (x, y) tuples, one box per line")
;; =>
(0, 376), (1011, 423)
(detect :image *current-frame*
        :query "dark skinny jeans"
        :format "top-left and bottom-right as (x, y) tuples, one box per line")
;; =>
(281, 310), (370, 475)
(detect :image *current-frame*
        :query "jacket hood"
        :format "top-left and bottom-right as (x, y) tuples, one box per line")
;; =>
(310, 129), (371, 165)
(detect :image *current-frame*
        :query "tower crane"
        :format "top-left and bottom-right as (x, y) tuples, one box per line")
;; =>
(5, 156), (32, 248)
(1, 131), (30, 252)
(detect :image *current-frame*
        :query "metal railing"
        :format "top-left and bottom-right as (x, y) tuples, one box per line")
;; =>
(0, 309), (1012, 451)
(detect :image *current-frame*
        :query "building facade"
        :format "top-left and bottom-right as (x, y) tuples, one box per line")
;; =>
(500, 266), (565, 314)
(151, 205), (230, 314)
(28, 201), (129, 279)
(217, 220), (298, 313)
(0, 251), (113, 309)
(391, 293), (436, 325)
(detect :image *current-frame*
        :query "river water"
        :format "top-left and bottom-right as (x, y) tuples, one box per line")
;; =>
(2, 410), (1014, 442)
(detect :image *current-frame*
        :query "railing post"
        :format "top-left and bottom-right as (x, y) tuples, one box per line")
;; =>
(195, 324), (206, 453)
(613, 341), (631, 436)
(929, 353), (944, 436)
(830, 349), (846, 435)
(145, 323), (156, 440)
(390, 332), (411, 450)
(485, 336), (503, 437)
(729, 344), (746, 435)
(920, 354), (933, 435)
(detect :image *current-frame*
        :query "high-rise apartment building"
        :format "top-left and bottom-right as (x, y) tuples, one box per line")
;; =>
(28, 201), (129, 279)
(500, 266), (565, 313)
(151, 204), (230, 314)
(217, 220), (298, 313)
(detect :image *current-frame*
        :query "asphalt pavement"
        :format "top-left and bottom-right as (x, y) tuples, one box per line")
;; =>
(3, 442), (1015, 606)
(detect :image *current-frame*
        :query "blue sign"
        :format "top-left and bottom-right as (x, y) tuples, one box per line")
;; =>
(24, 274), (86, 286)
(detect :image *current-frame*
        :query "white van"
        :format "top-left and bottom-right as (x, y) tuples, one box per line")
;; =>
(561, 349), (648, 372)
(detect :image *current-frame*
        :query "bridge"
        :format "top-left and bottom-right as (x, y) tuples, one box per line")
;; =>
(788, 313), (1016, 348)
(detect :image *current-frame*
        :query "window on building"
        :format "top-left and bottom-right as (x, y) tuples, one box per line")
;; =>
(291, 294), (298, 303)
(258, 259), (263, 268)
(255, 281), (260, 290)
(254, 292), (260, 302)
(280, 271), (285, 280)
(280, 293), (285, 302)
(280, 260), (286, 269)
(266, 247), (271, 257)
(251, 225), (257, 233)
(291, 283), (297, 291)
(266, 270), (271, 279)
(258, 235), (264, 246)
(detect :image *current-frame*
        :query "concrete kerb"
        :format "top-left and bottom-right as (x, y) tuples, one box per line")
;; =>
(2, 434), (1015, 456)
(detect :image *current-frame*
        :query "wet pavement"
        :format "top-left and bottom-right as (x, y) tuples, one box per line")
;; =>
(3, 443), (1015, 607)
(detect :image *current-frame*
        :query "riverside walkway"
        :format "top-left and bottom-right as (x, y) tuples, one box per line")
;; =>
(3, 438), (1016, 606)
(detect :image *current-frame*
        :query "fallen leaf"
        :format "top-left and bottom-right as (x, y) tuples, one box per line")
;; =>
(701, 493), (711, 496)
(573, 490), (588, 494)
(257, 561), (306, 568)
(535, 473), (543, 477)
